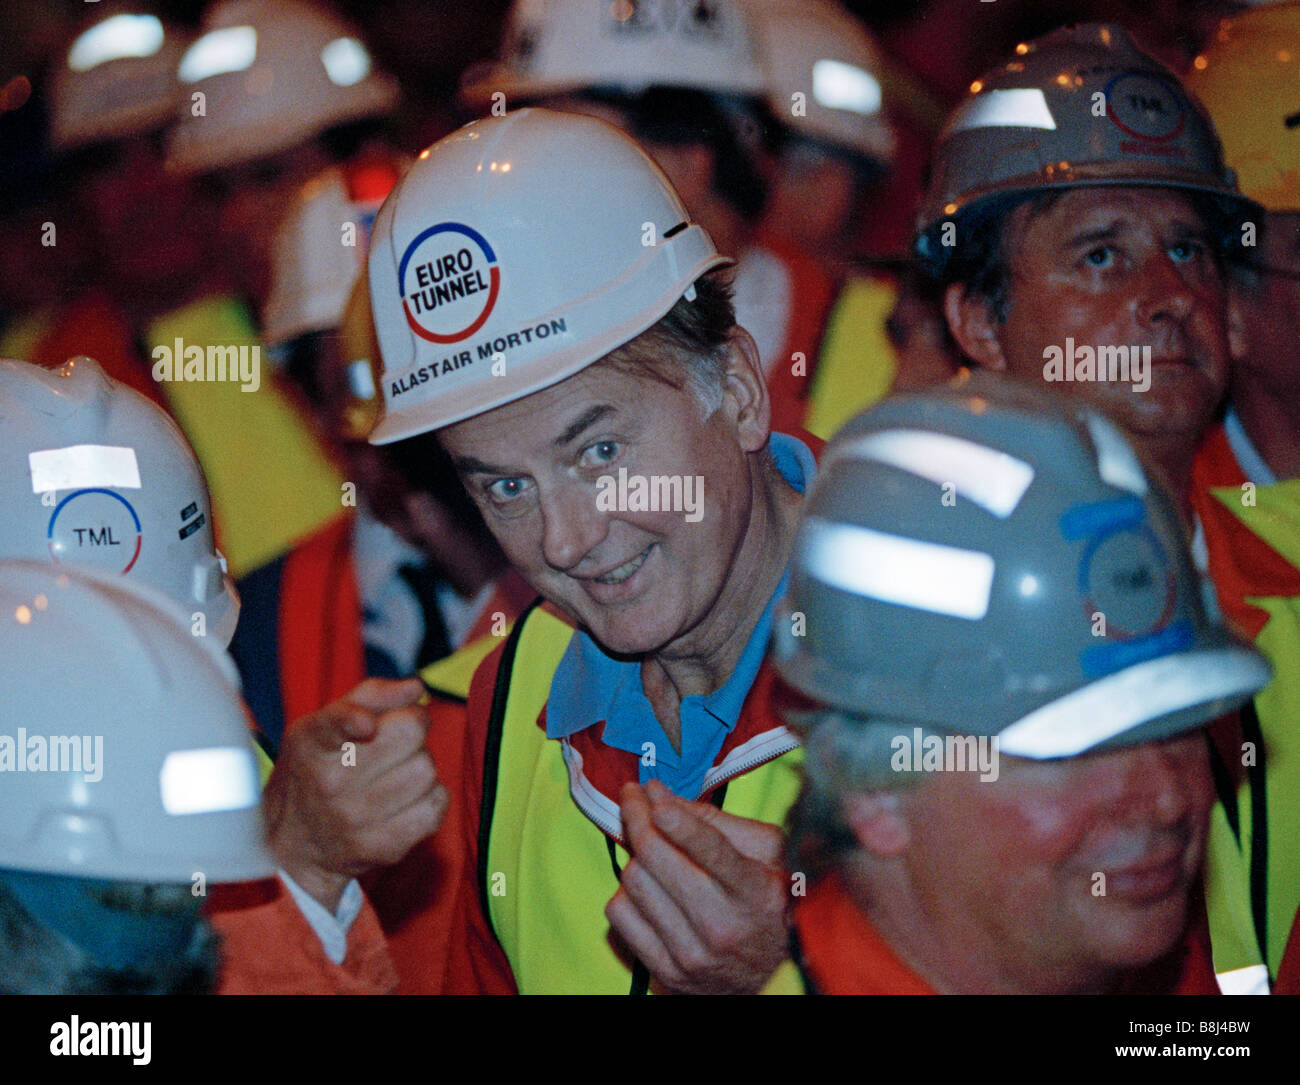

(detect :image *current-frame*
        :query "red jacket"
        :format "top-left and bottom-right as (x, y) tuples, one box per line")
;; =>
(793, 872), (1221, 995)
(755, 235), (839, 438)
(211, 609), (805, 994)
(1278, 911), (1300, 995)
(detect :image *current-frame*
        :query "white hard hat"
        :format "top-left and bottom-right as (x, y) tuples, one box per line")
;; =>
(167, 0), (398, 174)
(0, 357), (239, 646)
(366, 108), (730, 443)
(0, 560), (273, 883)
(50, 7), (188, 151)
(262, 158), (403, 349)
(743, 0), (895, 165)
(460, 0), (766, 109)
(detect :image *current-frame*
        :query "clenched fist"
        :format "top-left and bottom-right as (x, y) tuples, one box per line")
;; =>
(606, 780), (790, 994)
(263, 677), (448, 911)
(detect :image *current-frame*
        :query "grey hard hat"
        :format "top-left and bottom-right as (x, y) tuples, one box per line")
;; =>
(0, 559), (273, 883)
(773, 372), (1271, 758)
(0, 356), (238, 645)
(915, 23), (1259, 276)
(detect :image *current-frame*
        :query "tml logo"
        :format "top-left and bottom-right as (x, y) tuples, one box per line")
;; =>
(47, 489), (142, 575)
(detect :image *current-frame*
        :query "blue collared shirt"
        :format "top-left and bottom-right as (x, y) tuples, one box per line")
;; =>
(545, 433), (817, 799)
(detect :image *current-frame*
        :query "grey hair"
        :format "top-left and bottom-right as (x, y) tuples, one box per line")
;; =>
(0, 881), (220, 995)
(786, 712), (943, 883)
(593, 271), (734, 420)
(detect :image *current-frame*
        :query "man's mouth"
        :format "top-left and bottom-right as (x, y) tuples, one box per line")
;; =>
(591, 545), (654, 586)
(1102, 839), (1189, 902)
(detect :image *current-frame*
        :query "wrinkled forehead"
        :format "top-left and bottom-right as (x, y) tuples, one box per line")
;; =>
(1005, 184), (1213, 250)
(436, 361), (680, 464)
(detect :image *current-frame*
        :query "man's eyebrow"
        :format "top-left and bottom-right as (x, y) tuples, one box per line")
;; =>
(1064, 216), (1211, 249)
(555, 404), (615, 448)
(1064, 222), (1124, 247)
(453, 454), (516, 477)
(1168, 218), (1212, 240)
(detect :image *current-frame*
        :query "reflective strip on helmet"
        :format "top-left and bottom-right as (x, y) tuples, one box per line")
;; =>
(29, 445), (141, 493)
(320, 37), (371, 88)
(159, 747), (260, 815)
(949, 88), (1057, 132)
(812, 59), (881, 115)
(997, 647), (1272, 758)
(831, 430), (1034, 518)
(1214, 964), (1271, 996)
(179, 26), (257, 83)
(1086, 413), (1149, 496)
(801, 517), (995, 620)
(68, 14), (165, 72)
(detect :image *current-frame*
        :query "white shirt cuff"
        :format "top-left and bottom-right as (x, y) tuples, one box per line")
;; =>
(277, 869), (364, 966)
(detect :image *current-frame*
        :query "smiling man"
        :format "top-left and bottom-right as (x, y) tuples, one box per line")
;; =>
(773, 377), (1271, 994)
(915, 24), (1257, 514)
(270, 107), (812, 994)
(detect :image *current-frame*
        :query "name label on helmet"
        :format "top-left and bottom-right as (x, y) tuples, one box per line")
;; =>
(387, 318), (570, 400)
(29, 444), (141, 493)
(399, 222), (500, 345)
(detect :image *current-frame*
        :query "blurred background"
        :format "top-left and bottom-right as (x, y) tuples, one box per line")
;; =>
(0, 0), (1250, 289)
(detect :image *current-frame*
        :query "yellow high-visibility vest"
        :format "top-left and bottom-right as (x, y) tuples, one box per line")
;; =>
(145, 296), (345, 578)
(475, 604), (805, 994)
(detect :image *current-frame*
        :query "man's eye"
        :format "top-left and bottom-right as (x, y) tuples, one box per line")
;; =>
(580, 440), (619, 467)
(1084, 246), (1115, 269)
(486, 477), (529, 502)
(1169, 239), (1206, 264)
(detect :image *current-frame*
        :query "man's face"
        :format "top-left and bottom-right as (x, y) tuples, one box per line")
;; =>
(988, 186), (1237, 445)
(200, 142), (331, 307)
(74, 130), (213, 296)
(900, 732), (1213, 991)
(439, 360), (755, 656)
(1233, 210), (1300, 400)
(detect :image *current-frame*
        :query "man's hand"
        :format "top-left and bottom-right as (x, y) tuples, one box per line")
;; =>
(262, 677), (448, 912)
(605, 779), (790, 994)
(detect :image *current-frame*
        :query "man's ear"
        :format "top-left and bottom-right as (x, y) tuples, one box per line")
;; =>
(841, 792), (910, 859)
(721, 326), (771, 453)
(943, 282), (1008, 371)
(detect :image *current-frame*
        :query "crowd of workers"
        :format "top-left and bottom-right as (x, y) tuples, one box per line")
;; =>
(0, 0), (1297, 997)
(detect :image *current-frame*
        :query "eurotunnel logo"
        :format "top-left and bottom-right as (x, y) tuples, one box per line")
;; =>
(399, 222), (501, 345)
(47, 488), (143, 575)
(1104, 71), (1188, 144)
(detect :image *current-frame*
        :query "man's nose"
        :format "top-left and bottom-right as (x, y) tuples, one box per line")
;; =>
(540, 479), (609, 572)
(1135, 250), (1196, 328)
(1119, 736), (1211, 826)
